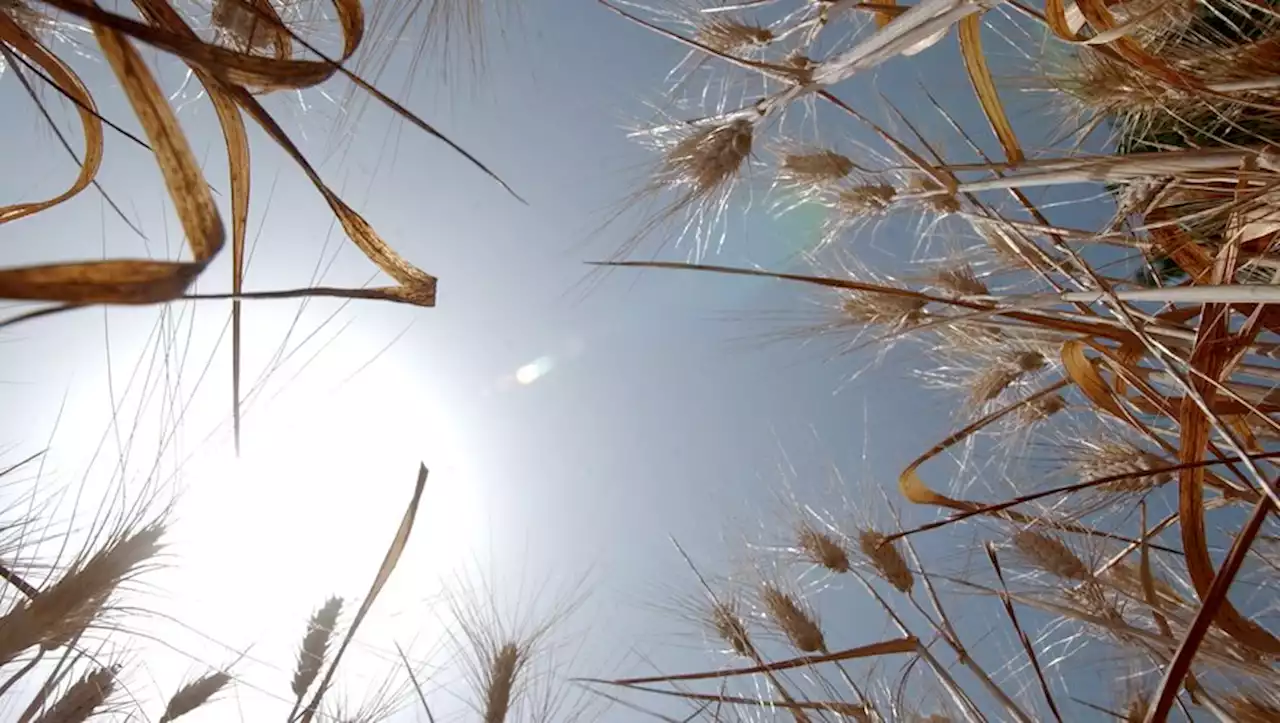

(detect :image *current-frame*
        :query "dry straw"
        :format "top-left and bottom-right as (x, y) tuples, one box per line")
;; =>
(599, 1), (1280, 717)
(1, 0), (520, 450)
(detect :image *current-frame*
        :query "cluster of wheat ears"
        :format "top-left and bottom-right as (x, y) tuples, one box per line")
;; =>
(5, 0), (1280, 720)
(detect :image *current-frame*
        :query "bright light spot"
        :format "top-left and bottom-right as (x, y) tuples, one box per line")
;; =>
(151, 323), (485, 718)
(515, 356), (554, 385)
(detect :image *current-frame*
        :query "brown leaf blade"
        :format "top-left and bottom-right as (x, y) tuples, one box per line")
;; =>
(602, 637), (918, 686)
(93, 16), (223, 263)
(0, 18), (103, 224)
(957, 14), (1023, 164)
(296, 464), (428, 723)
(0, 260), (202, 304)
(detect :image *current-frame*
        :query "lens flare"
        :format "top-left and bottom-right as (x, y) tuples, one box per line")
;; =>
(515, 356), (554, 385)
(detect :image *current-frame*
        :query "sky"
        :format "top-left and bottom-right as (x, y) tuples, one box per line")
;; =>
(0, 1), (1141, 721)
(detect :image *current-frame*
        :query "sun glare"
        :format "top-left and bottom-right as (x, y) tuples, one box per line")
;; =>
(153, 326), (485, 715)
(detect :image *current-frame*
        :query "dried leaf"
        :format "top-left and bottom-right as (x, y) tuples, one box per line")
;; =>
(0, 17), (103, 224)
(296, 465), (428, 723)
(958, 15), (1022, 164)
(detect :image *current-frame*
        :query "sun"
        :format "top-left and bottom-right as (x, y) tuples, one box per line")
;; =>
(152, 324), (485, 714)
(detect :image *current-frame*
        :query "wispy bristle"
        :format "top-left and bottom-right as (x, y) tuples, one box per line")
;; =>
(483, 642), (519, 723)
(797, 526), (850, 573)
(292, 596), (343, 701)
(760, 583), (824, 653)
(34, 664), (118, 723)
(858, 529), (914, 593)
(694, 18), (773, 54)
(159, 671), (231, 722)
(1012, 530), (1088, 581)
(0, 524), (164, 664)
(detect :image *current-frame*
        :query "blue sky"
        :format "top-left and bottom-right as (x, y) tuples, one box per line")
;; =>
(0, 2), (1145, 720)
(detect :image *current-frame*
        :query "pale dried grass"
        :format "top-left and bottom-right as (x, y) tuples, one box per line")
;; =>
(599, 0), (1280, 718)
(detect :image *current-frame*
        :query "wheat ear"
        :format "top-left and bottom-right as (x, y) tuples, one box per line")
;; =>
(159, 670), (231, 722)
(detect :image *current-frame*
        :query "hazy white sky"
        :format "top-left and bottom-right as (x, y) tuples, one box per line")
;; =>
(0, 2), (1122, 720)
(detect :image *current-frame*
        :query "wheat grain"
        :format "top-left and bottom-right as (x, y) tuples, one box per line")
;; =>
(659, 120), (754, 197)
(1016, 394), (1067, 424)
(0, 524), (163, 664)
(759, 583), (824, 653)
(966, 351), (1046, 406)
(840, 289), (926, 330)
(1102, 561), (1184, 607)
(927, 264), (988, 298)
(695, 17), (772, 54)
(778, 150), (855, 190)
(292, 596), (343, 702)
(1073, 442), (1173, 494)
(1013, 530), (1089, 581)
(482, 641), (519, 723)
(32, 664), (117, 723)
(906, 174), (959, 214)
(968, 365), (1022, 405)
(708, 600), (753, 657)
(834, 184), (896, 218)
(858, 529), (914, 594)
(797, 525), (850, 574)
(159, 671), (231, 722)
